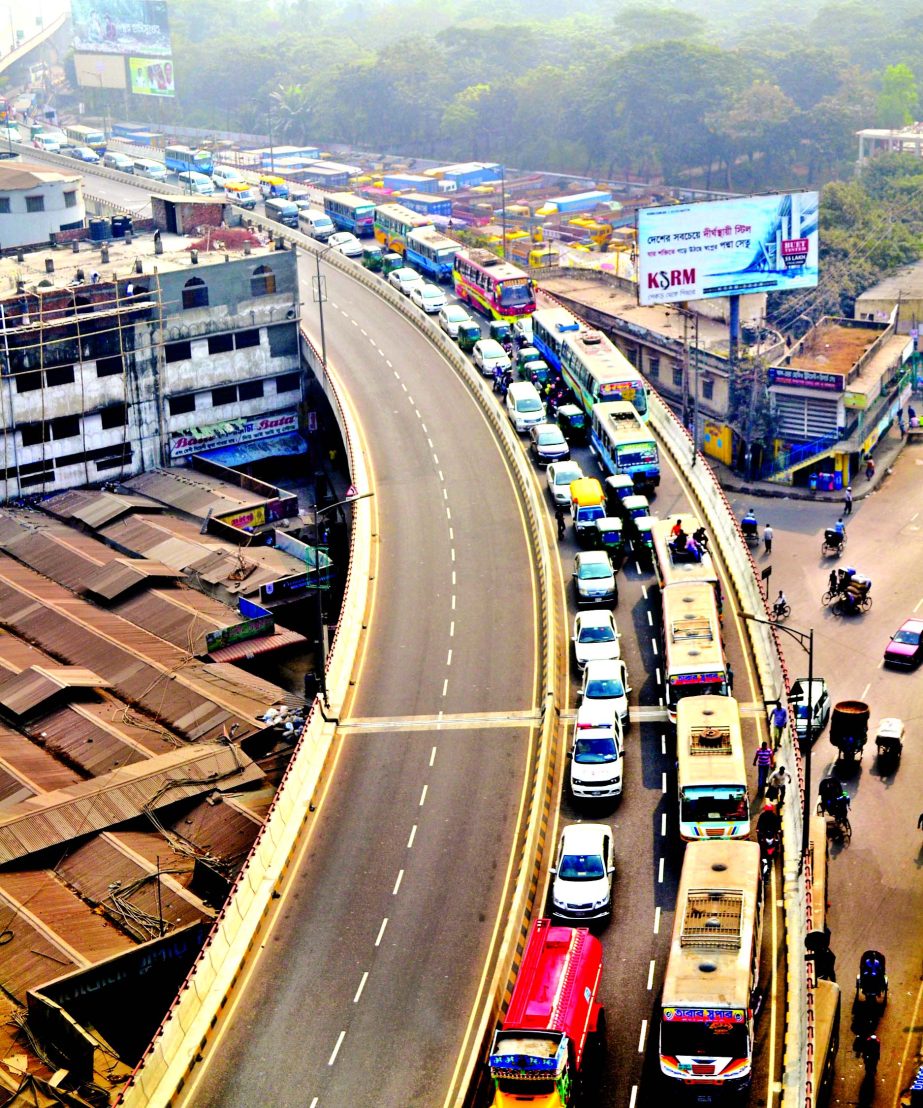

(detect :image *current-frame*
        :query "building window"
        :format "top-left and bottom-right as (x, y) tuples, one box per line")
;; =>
(15, 371), (42, 393)
(20, 470), (54, 488)
(238, 379), (264, 402)
(100, 403), (127, 429)
(182, 277), (209, 309)
(275, 372), (300, 393)
(234, 328), (260, 349)
(51, 415), (80, 440)
(0, 198), (9, 213)
(648, 356), (660, 379)
(212, 384), (237, 406)
(702, 378), (714, 401)
(64, 191), (78, 209)
(165, 341), (191, 363)
(45, 364), (75, 387)
(20, 423), (47, 447)
(207, 333), (234, 355)
(25, 195), (45, 213)
(250, 264), (276, 297)
(625, 345), (638, 367)
(168, 393), (196, 416)
(95, 451), (132, 472)
(96, 356), (123, 377)
(672, 366), (683, 388)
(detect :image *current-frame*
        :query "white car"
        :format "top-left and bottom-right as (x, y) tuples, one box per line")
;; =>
(581, 658), (631, 729)
(410, 282), (446, 314)
(569, 709), (624, 800)
(513, 317), (534, 346)
(572, 610), (621, 669)
(551, 822), (615, 922)
(547, 461), (584, 506)
(328, 231), (362, 258)
(573, 550), (617, 606)
(388, 266), (424, 294)
(438, 303), (472, 338)
(472, 338), (512, 377)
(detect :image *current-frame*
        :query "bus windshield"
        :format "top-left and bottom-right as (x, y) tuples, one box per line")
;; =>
(680, 786), (748, 825)
(661, 1017), (748, 1060)
(672, 680), (727, 706)
(616, 442), (658, 467)
(500, 281), (534, 308)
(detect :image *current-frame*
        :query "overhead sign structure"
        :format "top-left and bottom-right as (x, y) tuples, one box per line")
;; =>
(637, 192), (819, 306)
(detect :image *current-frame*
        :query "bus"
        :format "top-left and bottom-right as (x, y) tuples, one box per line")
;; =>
(650, 515), (721, 608)
(531, 306), (582, 372)
(659, 840), (763, 1097)
(676, 695), (748, 840)
(164, 145), (213, 176)
(661, 580), (729, 724)
(64, 124), (106, 152)
(590, 401), (660, 493)
(405, 226), (458, 282)
(374, 202), (433, 255)
(560, 327), (649, 421)
(323, 192), (376, 237)
(453, 248), (536, 321)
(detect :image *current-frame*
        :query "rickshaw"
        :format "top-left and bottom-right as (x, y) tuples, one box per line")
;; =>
(836, 574), (872, 615)
(489, 320), (512, 345)
(817, 776), (851, 837)
(381, 252), (403, 276)
(821, 526), (846, 556)
(874, 717), (904, 765)
(855, 950), (888, 1008)
(593, 516), (624, 562)
(830, 699), (869, 763)
(632, 515), (656, 566)
(519, 358), (552, 387)
(603, 474), (634, 512)
(456, 320), (480, 353)
(361, 244), (384, 272)
(556, 403), (587, 446)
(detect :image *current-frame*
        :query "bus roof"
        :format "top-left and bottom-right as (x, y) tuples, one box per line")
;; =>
(663, 583), (725, 679)
(564, 330), (639, 381)
(651, 516), (719, 593)
(407, 225), (457, 250)
(456, 248), (531, 283)
(326, 191), (374, 209)
(375, 201), (431, 223)
(532, 306), (583, 335)
(662, 840), (761, 1010)
(676, 695), (745, 788)
(593, 401), (653, 445)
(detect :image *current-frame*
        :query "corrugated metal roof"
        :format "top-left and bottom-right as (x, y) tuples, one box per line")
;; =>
(208, 626), (306, 662)
(113, 589), (226, 655)
(125, 469), (265, 520)
(0, 884), (83, 995)
(0, 666), (111, 716)
(82, 557), (185, 601)
(0, 742), (263, 864)
(0, 724), (82, 800)
(2, 527), (110, 592)
(41, 490), (162, 529)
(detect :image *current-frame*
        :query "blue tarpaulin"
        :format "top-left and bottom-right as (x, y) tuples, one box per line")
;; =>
(197, 432), (307, 468)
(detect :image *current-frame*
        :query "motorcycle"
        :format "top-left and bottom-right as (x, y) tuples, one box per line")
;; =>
(855, 949), (888, 1008)
(758, 828), (779, 880)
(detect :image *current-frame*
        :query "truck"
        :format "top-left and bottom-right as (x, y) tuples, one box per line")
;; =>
(570, 477), (607, 547)
(489, 917), (604, 1107)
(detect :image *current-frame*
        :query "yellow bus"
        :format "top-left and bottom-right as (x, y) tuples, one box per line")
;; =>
(373, 202), (432, 255)
(659, 839), (763, 1097)
(651, 515), (721, 608)
(676, 695), (748, 840)
(662, 581), (729, 724)
(64, 123), (106, 151)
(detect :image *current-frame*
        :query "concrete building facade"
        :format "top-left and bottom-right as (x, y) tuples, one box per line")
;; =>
(0, 161), (85, 247)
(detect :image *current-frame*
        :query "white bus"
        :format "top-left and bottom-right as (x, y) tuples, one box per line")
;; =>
(591, 400), (660, 493)
(676, 695), (748, 840)
(531, 306), (582, 371)
(662, 580), (729, 724)
(651, 515), (722, 609)
(659, 840), (763, 1097)
(560, 326), (649, 421)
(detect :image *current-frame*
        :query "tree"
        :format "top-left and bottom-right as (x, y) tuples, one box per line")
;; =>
(270, 84), (312, 143)
(877, 63), (918, 129)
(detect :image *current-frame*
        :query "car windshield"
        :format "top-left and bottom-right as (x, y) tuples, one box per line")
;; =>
(446, 307), (468, 321)
(538, 430), (562, 444)
(574, 737), (618, 763)
(559, 852), (606, 880)
(518, 397), (543, 412)
(578, 561), (611, 580)
(554, 466), (582, 485)
(578, 624), (614, 644)
(893, 629), (921, 645)
(586, 677), (625, 698)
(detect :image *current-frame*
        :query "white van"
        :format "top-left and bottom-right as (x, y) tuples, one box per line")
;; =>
(177, 170), (215, 194)
(298, 208), (335, 241)
(132, 158), (168, 182)
(212, 164), (245, 187)
(505, 380), (546, 432)
(33, 133), (62, 153)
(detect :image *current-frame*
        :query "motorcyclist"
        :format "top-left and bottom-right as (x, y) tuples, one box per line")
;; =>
(772, 590), (788, 617)
(860, 1033), (880, 1073)
(756, 801), (781, 842)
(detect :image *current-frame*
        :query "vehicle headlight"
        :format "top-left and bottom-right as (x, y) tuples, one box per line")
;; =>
(593, 897), (610, 910)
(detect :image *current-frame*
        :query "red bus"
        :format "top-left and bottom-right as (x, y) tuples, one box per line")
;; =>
(452, 247), (536, 321)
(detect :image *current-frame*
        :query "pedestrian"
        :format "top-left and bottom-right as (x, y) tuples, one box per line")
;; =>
(814, 945), (836, 982)
(726, 662), (734, 692)
(844, 485), (853, 516)
(753, 740), (775, 792)
(828, 568), (839, 595)
(763, 523), (773, 554)
(554, 504), (565, 541)
(770, 703), (788, 746)
(765, 763), (790, 806)
(917, 810), (923, 831)
(898, 409), (905, 435)
(865, 456), (875, 481)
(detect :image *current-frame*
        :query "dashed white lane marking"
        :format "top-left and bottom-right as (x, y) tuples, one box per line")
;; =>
(451, 549), (456, 562)
(661, 813), (666, 836)
(634, 561), (641, 573)
(651, 639), (659, 655)
(438, 470), (444, 482)
(661, 771), (667, 792)
(446, 507), (452, 521)
(629, 1086), (638, 1108)
(393, 370), (400, 379)
(427, 437), (434, 448)
(860, 682), (870, 700)
(443, 488), (449, 500)
(446, 649), (453, 666)
(419, 785), (428, 807)
(359, 327), (367, 336)
(638, 1020), (649, 1052)
(647, 610), (653, 626)
(658, 857), (664, 883)
(407, 824), (417, 849)
(401, 382), (407, 392)
(661, 733), (666, 756)
(449, 527), (454, 540)
(392, 869), (404, 895)
(646, 961), (655, 990)
(415, 409), (422, 420)
(351, 318), (358, 327)
(452, 571), (457, 586)
(310, 1098), (319, 1108)
(450, 621), (455, 637)
(374, 918), (388, 947)
(452, 595), (456, 610)
(386, 359), (393, 368)
(328, 1030), (346, 1066)
(433, 452), (439, 464)
(430, 745), (437, 766)
(408, 394), (415, 405)
(353, 972), (369, 1004)
(641, 585), (648, 600)
(915, 597), (923, 613)
(656, 667), (662, 685)
(442, 678), (449, 697)
(654, 906), (661, 934)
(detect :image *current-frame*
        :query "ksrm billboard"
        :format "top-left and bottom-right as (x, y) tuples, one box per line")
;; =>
(637, 191), (819, 306)
(71, 0), (171, 57)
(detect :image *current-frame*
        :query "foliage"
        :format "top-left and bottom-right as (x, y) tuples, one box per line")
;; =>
(877, 64), (918, 128)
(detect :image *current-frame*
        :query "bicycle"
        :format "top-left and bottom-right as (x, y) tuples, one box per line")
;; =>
(769, 603), (791, 622)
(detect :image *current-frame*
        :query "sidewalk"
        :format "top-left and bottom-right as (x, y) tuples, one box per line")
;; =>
(706, 424), (911, 503)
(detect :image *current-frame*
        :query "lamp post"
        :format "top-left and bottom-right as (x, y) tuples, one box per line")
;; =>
(312, 242), (336, 385)
(739, 611), (814, 873)
(308, 491), (374, 709)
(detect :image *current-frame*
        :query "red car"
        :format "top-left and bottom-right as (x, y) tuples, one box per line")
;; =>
(883, 618), (923, 668)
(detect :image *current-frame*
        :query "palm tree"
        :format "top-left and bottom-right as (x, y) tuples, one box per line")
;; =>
(269, 84), (312, 143)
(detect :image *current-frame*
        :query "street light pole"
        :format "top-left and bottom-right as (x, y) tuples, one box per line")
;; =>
(739, 612), (814, 873)
(312, 243), (336, 386)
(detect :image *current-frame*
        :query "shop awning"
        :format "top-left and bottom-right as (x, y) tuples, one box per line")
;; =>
(207, 626), (307, 663)
(197, 432), (307, 468)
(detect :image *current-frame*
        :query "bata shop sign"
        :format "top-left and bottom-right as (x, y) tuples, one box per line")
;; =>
(171, 412), (298, 458)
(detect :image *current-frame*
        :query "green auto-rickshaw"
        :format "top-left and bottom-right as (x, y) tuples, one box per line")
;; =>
(557, 403), (587, 446)
(457, 320), (481, 353)
(633, 514), (656, 566)
(381, 252), (403, 276)
(603, 473), (634, 512)
(621, 494), (651, 538)
(519, 358), (552, 387)
(594, 516), (625, 562)
(362, 244), (384, 272)
(489, 319), (512, 345)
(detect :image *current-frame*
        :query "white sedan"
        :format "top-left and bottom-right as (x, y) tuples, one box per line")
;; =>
(472, 338), (512, 377)
(388, 267), (424, 295)
(581, 658), (632, 729)
(551, 823), (615, 923)
(572, 610), (621, 669)
(547, 460), (584, 506)
(438, 303), (472, 337)
(410, 282), (446, 314)
(328, 232), (362, 257)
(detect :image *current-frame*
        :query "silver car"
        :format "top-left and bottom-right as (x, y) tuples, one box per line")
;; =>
(547, 461), (584, 505)
(438, 303), (473, 337)
(573, 550), (617, 606)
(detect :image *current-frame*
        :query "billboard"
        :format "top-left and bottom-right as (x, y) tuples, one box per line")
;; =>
(71, 0), (171, 57)
(74, 52), (128, 90)
(637, 192), (819, 306)
(129, 56), (174, 96)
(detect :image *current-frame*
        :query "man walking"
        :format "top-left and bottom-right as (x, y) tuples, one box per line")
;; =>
(554, 504), (565, 541)
(844, 485), (853, 516)
(770, 703), (787, 746)
(753, 740), (775, 793)
(763, 523), (773, 554)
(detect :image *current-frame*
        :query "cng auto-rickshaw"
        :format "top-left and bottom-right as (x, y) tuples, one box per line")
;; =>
(519, 358), (552, 387)
(594, 516), (625, 562)
(362, 244), (384, 272)
(457, 320), (481, 353)
(632, 515), (656, 566)
(557, 403), (587, 446)
(489, 320), (512, 345)
(604, 474), (635, 511)
(381, 252), (403, 277)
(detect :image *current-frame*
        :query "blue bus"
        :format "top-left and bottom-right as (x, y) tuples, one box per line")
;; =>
(405, 226), (458, 282)
(324, 192), (376, 236)
(591, 401), (660, 490)
(399, 192), (453, 219)
(164, 144), (214, 176)
(531, 306), (583, 372)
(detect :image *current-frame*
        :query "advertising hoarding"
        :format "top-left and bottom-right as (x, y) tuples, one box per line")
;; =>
(170, 411), (298, 459)
(74, 52), (128, 90)
(129, 56), (174, 97)
(637, 192), (819, 306)
(71, 0), (171, 57)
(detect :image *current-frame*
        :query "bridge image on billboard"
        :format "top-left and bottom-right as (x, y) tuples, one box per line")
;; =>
(637, 192), (819, 306)
(71, 0), (172, 57)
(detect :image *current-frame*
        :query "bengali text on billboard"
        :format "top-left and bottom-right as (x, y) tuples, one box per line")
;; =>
(129, 56), (174, 97)
(637, 192), (819, 306)
(71, 0), (171, 57)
